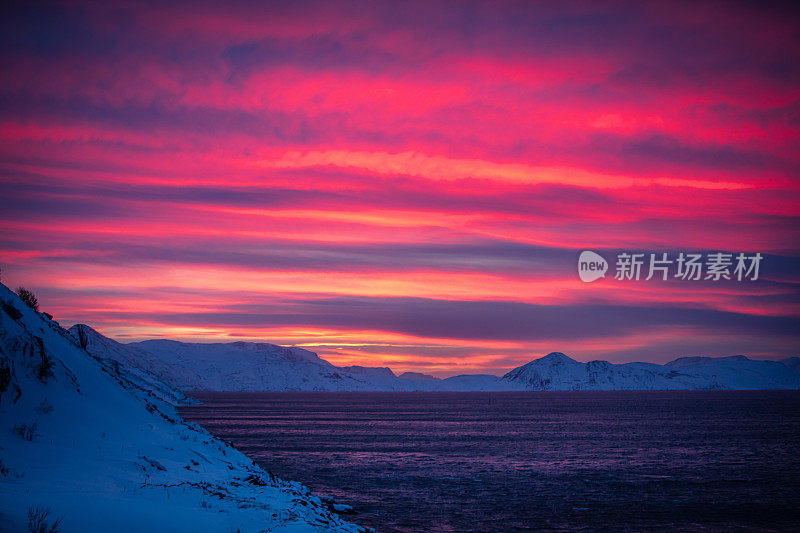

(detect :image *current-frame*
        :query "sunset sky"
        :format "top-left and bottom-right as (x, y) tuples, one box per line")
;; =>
(1, 1), (798, 376)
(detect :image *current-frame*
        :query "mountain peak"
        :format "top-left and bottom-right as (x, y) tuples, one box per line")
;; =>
(340, 365), (396, 379)
(536, 352), (578, 364)
(70, 323), (105, 340)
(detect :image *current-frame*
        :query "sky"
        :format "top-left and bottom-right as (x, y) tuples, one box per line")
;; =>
(1, 0), (799, 376)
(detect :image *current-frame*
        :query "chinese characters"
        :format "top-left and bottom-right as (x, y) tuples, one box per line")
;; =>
(613, 252), (762, 281)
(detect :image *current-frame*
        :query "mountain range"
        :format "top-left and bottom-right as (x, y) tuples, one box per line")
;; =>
(3, 282), (799, 531)
(70, 324), (800, 391)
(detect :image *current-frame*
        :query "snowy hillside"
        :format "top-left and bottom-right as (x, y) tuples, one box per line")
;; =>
(0, 284), (367, 533)
(69, 324), (194, 407)
(502, 352), (800, 390)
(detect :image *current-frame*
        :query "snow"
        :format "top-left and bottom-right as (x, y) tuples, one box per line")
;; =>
(72, 326), (800, 392)
(72, 326), (449, 392)
(398, 372), (439, 381)
(0, 284), (367, 533)
(781, 357), (800, 371)
(338, 366), (396, 379)
(2, 281), (796, 532)
(662, 355), (800, 390)
(70, 324), (195, 407)
(503, 352), (800, 390)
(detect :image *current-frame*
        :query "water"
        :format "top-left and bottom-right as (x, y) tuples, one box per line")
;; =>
(180, 391), (800, 532)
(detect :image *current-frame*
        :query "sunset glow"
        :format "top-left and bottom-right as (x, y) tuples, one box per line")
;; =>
(1, 1), (798, 375)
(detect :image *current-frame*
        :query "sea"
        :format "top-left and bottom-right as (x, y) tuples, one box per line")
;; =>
(179, 391), (800, 532)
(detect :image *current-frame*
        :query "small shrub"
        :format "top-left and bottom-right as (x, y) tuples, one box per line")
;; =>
(34, 338), (55, 382)
(0, 363), (11, 399)
(1, 301), (22, 320)
(75, 325), (89, 351)
(27, 507), (61, 533)
(0, 458), (22, 479)
(13, 423), (38, 441)
(35, 399), (54, 415)
(16, 287), (39, 312)
(36, 352), (56, 381)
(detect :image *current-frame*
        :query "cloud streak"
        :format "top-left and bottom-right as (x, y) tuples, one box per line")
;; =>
(1, 0), (798, 374)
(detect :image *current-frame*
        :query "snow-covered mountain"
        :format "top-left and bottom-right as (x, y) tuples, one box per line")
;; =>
(0, 284), (366, 533)
(398, 371), (439, 381)
(71, 325), (444, 391)
(339, 365), (397, 380)
(74, 326), (800, 392)
(664, 355), (800, 390)
(502, 352), (800, 390)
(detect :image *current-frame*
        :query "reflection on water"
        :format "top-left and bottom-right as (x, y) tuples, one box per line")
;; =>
(181, 391), (800, 532)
